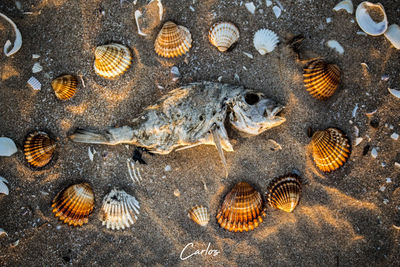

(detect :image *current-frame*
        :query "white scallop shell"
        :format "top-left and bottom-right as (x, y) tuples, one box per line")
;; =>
(27, 76), (41, 90)
(253, 29), (279, 55)
(355, 1), (387, 36)
(0, 176), (9, 195)
(188, 206), (209, 226)
(0, 137), (17, 156)
(100, 189), (140, 230)
(333, 0), (353, 14)
(208, 22), (239, 52)
(384, 24), (400, 50)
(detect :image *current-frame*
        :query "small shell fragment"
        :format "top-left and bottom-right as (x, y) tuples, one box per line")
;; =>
(0, 137), (17, 156)
(100, 189), (140, 230)
(32, 62), (42, 73)
(266, 175), (302, 213)
(94, 43), (132, 79)
(326, 40), (344, 55)
(384, 24), (400, 50)
(371, 147), (378, 158)
(0, 176), (9, 195)
(245, 2), (256, 14)
(52, 183), (94, 227)
(391, 133), (399, 141)
(0, 12), (22, 57)
(51, 75), (78, 100)
(188, 206), (209, 227)
(24, 131), (56, 169)
(388, 88), (400, 99)
(355, 1), (388, 36)
(27, 76), (41, 90)
(333, 0), (354, 14)
(208, 22), (240, 52)
(134, 0), (163, 36)
(253, 29), (279, 55)
(154, 21), (192, 58)
(272, 6), (281, 18)
(0, 228), (7, 237)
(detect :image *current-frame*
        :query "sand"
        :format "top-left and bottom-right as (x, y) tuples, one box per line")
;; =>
(0, 0), (400, 266)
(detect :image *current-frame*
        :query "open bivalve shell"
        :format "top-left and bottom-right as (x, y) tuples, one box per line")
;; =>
(253, 29), (279, 55)
(355, 1), (388, 36)
(51, 75), (78, 100)
(100, 189), (140, 230)
(52, 183), (94, 227)
(94, 43), (132, 79)
(188, 206), (210, 227)
(208, 22), (239, 52)
(216, 182), (266, 232)
(384, 24), (400, 50)
(266, 175), (301, 213)
(311, 128), (351, 172)
(24, 131), (56, 169)
(303, 59), (341, 100)
(154, 21), (192, 58)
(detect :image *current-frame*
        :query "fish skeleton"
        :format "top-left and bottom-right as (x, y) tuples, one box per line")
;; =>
(70, 81), (286, 175)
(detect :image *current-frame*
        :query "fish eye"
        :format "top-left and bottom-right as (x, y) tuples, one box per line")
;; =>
(244, 93), (260, 105)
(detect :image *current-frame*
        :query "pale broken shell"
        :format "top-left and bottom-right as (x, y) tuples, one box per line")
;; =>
(0, 176), (9, 195)
(188, 206), (210, 227)
(333, 0), (353, 14)
(100, 189), (140, 230)
(154, 21), (192, 58)
(208, 22), (240, 52)
(27, 76), (41, 90)
(94, 43), (132, 79)
(384, 24), (400, 50)
(355, 1), (388, 36)
(51, 75), (78, 100)
(253, 29), (279, 55)
(0, 137), (17, 156)
(0, 12), (22, 57)
(134, 0), (163, 36)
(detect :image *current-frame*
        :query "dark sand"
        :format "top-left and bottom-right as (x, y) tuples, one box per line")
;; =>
(1, 0), (400, 266)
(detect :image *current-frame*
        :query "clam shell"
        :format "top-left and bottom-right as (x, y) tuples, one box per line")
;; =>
(208, 22), (239, 52)
(0, 137), (17, 156)
(94, 43), (132, 79)
(100, 189), (140, 230)
(384, 24), (400, 50)
(311, 128), (351, 172)
(188, 206), (210, 227)
(0, 176), (9, 195)
(333, 0), (354, 14)
(154, 21), (192, 58)
(51, 75), (78, 100)
(355, 1), (387, 36)
(52, 183), (94, 227)
(253, 29), (279, 55)
(303, 59), (341, 100)
(266, 175), (301, 213)
(24, 131), (56, 169)
(216, 182), (266, 232)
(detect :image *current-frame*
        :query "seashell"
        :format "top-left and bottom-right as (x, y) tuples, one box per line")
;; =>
(0, 228), (7, 237)
(100, 188), (140, 230)
(188, 206), (210, 227)
(94, 43), (132, 79)
(24, 131), (56, 169)
(134, 0), (163, 36)
(266, 175), (301, 213)
(154, 21), (192, 58)
(52, 183), (94, 227)
(0, 176), (9, 195)
(355, 2), (387, 36)
(51, 75), (78, 100)
(272, 6), (282, 18)
(253, 29), (279, 55)
(333, 0), (354, 14)
(388, 87), (400, 99)
(0, 12), (22, 57)
(384, 24), (400, 50)
(208, 22), (240, 52)
(311, 128), (351, 172)
(216, 182), (266, 232)
(27, 76), (41, 90)
(303, 59), (341, 100)
(32, 62), (42, 73)
(326, 40), (344, 55)
(0, 137), (17, 156)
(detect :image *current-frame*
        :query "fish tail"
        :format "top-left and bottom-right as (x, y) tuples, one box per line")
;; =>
(69, 126), (135, 145)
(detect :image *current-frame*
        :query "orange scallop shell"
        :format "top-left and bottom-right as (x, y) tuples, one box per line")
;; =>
(303, 59), (340, 100)
(311, 128), (351, 172)
(154, 21), (192, 58)
(266, 175), (302, 212)
(23, 131), (56, 169)
(51, 75), (78, 100)
(216, 182), (266, 232)
(94, 43), (132, 79)
(52, 183), (94, 227)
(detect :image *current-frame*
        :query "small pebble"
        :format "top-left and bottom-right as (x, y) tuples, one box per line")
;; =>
(391, 133), (399, 141)
(386, 178), (392, 183)
(56, 225), (62, 230)
(173, 189), (180, 197)
(371, 147), (378, 158)
(379, 186), (386, 192)
(164, 165), (171, 172)
(326, 17), (332, 23)
(381, 162), (386, 167)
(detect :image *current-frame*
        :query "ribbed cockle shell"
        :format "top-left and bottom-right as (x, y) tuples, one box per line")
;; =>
(208, 22), (239, 52)
(51, 75), (78, 100)
(266, 175), (302, 212)
(94, 43), (132, 79)
(154, 21), (192, 58)
(24, 131), (56, 169)
(188, 206), (210, 227)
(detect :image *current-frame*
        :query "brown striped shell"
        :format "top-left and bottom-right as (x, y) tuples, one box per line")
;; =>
(23, 131), (56, 169)
(154, 21), (192, 58)
(208, 22), (239, 52)
(52, 183), (94, 227)
(266, 175), (302, 212)
(311, 128), (351, 172)
(188, 206), (210, 227)
(303, 59), (340, 100)
(216, 182), (266, 232)
(51, 75), (78, 100)
(94, 43), (132, 79)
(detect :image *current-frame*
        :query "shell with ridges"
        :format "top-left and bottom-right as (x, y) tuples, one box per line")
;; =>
(355, 1), (387, 36)
(188, 206), (210, 227)
(216, 182), (266, 232)
(94, 43), (132, 79)
(154, 21), (192, 58)
(266, 175), (302, 212)
(253, 29), (279, 55)
(303, 59), (341, 100)
(311, 128), (351, 172)
(51, 75), (78, 100)
(51, 183), (94, 227)
(0, 176), (9, 195)
(24, 131), (56, 169)
(208, 22), (239, 52)
(100, 189), (140, 230)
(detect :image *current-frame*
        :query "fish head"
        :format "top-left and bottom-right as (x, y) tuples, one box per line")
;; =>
(228, 91), (286, 135)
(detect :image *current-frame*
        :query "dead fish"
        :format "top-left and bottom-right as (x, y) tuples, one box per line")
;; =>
(70, 82), (286, 175)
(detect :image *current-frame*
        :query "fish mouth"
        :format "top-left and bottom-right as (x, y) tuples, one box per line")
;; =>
(265, 104), (285, 118)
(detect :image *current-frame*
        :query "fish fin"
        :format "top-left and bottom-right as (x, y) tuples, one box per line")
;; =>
(212, 129), (228, 178)
(70, 126), (135, 145)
